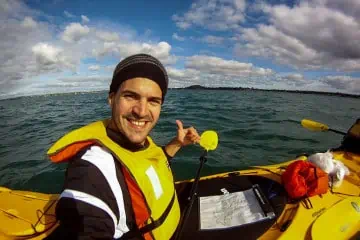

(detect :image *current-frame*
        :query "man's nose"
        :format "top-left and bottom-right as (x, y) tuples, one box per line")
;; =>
(133, 99), (148, 117)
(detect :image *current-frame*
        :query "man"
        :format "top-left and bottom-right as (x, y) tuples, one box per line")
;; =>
(46, 54), (200, 239)
(334, 118), (360, 153)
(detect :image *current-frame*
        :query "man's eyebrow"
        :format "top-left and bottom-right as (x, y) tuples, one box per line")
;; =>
(121, 90), (162, 102)
(120, 90), (139, 96)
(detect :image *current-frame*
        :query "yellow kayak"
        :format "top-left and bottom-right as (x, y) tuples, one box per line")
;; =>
(0, 150), (359, 240)
(1, 118), (359, 239)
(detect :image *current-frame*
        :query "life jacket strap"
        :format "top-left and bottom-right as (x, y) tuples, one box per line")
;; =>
(139, 193), (176, 234)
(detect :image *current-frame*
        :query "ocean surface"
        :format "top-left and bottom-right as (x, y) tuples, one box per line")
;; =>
(0, 90), (359, 194)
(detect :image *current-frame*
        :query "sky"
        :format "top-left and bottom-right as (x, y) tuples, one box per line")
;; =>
(1, 0), (360, 99)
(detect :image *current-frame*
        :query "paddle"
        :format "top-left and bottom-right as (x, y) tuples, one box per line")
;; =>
(301, 119), (346, 135)
(174, 130), (219, 240)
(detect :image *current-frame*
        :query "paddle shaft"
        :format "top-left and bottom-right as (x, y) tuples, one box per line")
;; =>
(301, 118), (346, 135)
(329, 128), (346, 135)
(174, 150), (208, 240)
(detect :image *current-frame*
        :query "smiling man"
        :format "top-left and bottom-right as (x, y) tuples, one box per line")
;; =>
(46, 54), (200, 239)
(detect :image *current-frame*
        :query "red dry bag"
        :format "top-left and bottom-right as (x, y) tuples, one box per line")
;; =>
(281, 160), (328, 199)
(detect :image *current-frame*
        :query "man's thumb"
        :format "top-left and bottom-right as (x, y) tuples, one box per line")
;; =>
(176, 120), (183, 131)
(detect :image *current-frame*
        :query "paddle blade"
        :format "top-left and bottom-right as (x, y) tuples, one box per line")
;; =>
(200, 131), (218, 151)
(301, 119), (329, 132)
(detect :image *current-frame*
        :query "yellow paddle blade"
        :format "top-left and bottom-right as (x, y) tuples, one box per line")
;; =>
(200, 131), (218, 151)
(301, 119), (329, 132)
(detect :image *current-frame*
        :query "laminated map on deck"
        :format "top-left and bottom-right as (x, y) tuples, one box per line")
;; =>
(199, 185), (275, 230)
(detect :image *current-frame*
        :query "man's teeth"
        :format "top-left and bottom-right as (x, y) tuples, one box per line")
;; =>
(130, 120), (146, 126)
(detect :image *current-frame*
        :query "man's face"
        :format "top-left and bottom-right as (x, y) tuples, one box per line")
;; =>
(108, 77), (162, 145)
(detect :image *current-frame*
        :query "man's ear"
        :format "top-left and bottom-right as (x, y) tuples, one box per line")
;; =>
(108, 92), (115, 108)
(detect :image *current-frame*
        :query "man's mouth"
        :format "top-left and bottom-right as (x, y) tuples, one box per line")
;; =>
(127, 119), (147, 128)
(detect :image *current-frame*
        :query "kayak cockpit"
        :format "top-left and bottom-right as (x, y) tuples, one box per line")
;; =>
(175, 174), (287, 239)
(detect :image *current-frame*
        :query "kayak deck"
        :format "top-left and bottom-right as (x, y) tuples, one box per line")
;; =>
(0, 187), (59, 239)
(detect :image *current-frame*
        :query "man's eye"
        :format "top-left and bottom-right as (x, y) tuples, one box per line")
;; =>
(150, 99), (161, 105)
(123, 94), (135, 99)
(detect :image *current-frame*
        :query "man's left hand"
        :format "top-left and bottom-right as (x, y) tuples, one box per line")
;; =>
(164, 120), (201, 158)
(175, 120), (201, 146)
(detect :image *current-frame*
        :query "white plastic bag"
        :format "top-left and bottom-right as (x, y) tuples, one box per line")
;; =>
(308, 151), (334, 173)
(307, 151), (350, 188)
(330, 160), (350, 188)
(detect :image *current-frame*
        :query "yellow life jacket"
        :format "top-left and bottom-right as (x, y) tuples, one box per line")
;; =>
(47, 119), (180, 239)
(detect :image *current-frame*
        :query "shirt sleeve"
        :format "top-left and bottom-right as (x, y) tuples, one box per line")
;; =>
(161, 146), (173, 162)
(46, 152), (118, 239)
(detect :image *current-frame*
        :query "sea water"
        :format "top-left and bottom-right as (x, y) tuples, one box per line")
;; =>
(0, 90), (358, 193)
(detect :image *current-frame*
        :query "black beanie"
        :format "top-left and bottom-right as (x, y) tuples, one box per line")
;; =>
(109, 54), (168, 102)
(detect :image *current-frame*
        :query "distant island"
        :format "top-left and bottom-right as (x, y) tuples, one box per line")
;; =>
(169, 85), (360, 99)
(2, 85), (359, 101)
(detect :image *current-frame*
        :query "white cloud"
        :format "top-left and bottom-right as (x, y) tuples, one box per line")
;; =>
(19, 75), (111, 98)
(64, 10), (75, 18)
(88, 65), (100, 71)
(167, 66), (273, 89)
(0, 1), (180, 99)
(95, 30), (120, 42)
(105, 64), (116, 72)
(0, 1), (55, 96)
(21, 16), (37, 28)
(57, 75), (109, 84)
(235, 1), (360, 71)
(236, 24), (319, 69)
(201, 35), (224, 45)
(172, 33), (185, 41)
(321, 75), (360, 93)
(0, 0), (13, 14)
(283, 73), (304, 81)
(1, 0), (37, 20)
(166, 55), (275, 88)
(167, 67), (200, 81)
(31, 42), (75, 72)
(32, 43), (62, 65)
(93, 40), (177, 65)
(119, 42), (177, 65)
(173, 0), (360, 72)
(62, 23), (90, 43)
(92, 42), (117, 58)
(312, 0), (360, 21)
(5, 0), (358, 98)
(81, 15), (90, 23)
(267, 2), (360, 59)
(272, 73), (360, 94)
(277, 73), (309, 88)
(167, 67), (202, 88)
(185, 55), (274, 77)
(173, 0), (247, 31)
